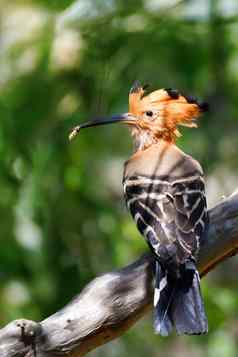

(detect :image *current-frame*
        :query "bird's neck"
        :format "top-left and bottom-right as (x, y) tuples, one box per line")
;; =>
(130, 128), (157, 151)
(130, 127), (175, 152)
(124, 139), (203, 181)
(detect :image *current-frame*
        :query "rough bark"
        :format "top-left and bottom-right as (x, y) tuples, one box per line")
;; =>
(0, 190), (238, 357)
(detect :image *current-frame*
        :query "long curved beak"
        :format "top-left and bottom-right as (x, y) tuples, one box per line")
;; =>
(69, 113), (136, 140)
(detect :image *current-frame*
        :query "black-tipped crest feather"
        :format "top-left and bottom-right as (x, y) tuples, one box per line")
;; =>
(130, 80), (142, 93)
(164, 88), (179, 99)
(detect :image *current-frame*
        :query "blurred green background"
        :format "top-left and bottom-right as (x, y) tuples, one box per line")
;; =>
(0, 0), (238, 356)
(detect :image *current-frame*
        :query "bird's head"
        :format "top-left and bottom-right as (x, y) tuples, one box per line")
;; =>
(69, 81), (208, 150)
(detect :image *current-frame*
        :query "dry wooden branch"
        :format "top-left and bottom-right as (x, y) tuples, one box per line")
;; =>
(0, 190), (238, 357)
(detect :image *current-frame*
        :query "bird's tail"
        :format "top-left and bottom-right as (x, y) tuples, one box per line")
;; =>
(171, 261), (208, 335)
(153, 260), (208, 336)
(153, 261), (173, 336)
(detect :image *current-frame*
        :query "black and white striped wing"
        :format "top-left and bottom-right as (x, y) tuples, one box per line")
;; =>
(123, 175), (208, 264)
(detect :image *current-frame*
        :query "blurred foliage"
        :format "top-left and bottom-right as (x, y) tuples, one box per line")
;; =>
(0, 0), (238, 356)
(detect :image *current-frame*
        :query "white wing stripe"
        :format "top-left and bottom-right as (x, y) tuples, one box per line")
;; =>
(124, 175), (204, 186)
(174, 189), (204, 195)
(187, 197), (202, 218)
(127, 192), (166, 208)
(154, 276), (167, 307)
(138, 201), (161, 222)
(134, 212), (160, 246)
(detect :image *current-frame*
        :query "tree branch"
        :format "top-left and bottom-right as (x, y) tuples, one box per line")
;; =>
(0, 190), (238, 357)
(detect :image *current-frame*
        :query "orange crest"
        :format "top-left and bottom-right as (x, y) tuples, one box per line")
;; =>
(129, 81), (208, 139)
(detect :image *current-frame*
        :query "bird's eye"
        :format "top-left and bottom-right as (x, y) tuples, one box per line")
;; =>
(145, 111), (153, 117)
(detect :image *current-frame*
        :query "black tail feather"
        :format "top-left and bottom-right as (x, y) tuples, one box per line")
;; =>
(153, 261), (173, 336)
(153, 260), (208, 336)
(171, 269), (208, 335)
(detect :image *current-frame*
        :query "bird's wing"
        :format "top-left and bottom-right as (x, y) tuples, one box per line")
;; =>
(123, 175), (208, 265)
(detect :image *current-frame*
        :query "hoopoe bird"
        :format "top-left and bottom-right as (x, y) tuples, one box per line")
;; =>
(69, 81), (209, 336)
